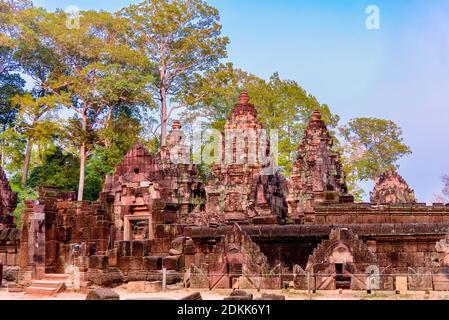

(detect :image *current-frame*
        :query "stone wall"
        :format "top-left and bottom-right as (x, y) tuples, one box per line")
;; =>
(16, 187), (112, 274)
(313, 203), (449, 225)
(0, 165), (17, 228)
(185, 223), (449, 271)
(0, 228), (20, 267)
(0, 166), (19, 268)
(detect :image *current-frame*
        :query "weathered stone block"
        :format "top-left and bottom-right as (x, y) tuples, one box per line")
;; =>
(395, 276), (408, 293)
(143, 256), (162, 271)
(107, 248), (118, 267)
(88, 255), (108, 270)
(86, 288), (120, 300)
(432, 274), (449, 291)
(257, 293), (285, 300)
(87, 269), (123, 287)
(184, 241), (196, 254)
(162, 256), (179, 270)
(128, 256), (143, 270)
(180, 292), (202, 300)
(6, 253), (16, 266)
(225, 290), (253, 300)
(118, 256), (131, 271)
(117, 241), (131, 257)
(260, 276), (282, 290)
(165, 270), (181, 284)
(131, 241), (148, 256)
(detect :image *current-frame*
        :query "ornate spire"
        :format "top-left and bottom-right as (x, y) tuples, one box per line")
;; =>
(225, 91), (262, 130)
(287, 110), (351, 220)
(370, 170), (416, 204)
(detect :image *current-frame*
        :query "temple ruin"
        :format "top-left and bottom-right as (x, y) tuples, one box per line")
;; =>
(2, 92), (449, 294)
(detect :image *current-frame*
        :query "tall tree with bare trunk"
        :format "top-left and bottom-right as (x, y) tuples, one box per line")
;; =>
(121, 0), (228, 146)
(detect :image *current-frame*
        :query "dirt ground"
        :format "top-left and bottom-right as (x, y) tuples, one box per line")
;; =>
(2, 284), (449, 300)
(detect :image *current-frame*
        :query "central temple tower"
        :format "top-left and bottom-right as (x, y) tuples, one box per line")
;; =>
(202, 92), (287, 224)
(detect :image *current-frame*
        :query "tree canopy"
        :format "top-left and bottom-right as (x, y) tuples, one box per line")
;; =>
(0, 0), (415, 220)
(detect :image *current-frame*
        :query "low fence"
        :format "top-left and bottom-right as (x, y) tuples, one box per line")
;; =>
(164, 269), (449, 292)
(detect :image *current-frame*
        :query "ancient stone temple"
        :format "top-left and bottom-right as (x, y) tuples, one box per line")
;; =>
(286, 110), (353, 223)
(203, 92), (286, 225)
(0, 165), (17, 227)
(0, 166), (19, 271)
(10, 91), (449, 294)
(370, 170), (417, 204)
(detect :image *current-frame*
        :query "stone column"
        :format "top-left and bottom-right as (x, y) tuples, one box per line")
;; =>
(28, 202), (46, 279)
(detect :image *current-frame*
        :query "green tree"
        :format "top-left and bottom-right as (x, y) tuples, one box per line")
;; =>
(340, 117), (412, 190)
(13, 8), (152, 200)
(121, 0), (229, 147)
(10, 92), (61, 188)
(28, 145), (80, 192)
(83, 106), (143, 200)
(248, 73), (339, 174)
(0, 72), (24, 166)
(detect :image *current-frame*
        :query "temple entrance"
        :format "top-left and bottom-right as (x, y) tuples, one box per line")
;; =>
(123, 202), (153, 241)
(124, 214), (153, 241)
(335, 263), (351, 290)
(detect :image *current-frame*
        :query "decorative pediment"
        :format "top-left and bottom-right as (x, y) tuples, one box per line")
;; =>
(370, 170), (416, 204)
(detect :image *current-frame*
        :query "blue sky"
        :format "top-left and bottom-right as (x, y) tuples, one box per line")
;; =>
(32, 0), (449, 203)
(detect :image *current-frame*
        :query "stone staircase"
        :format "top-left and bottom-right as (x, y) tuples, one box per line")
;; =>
(25, 274), (70, 296)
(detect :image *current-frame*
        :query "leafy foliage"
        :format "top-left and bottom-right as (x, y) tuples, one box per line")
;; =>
(339, 118), (412, 197)
(121, 0), (229, 145)
(28, 146), (80, 191)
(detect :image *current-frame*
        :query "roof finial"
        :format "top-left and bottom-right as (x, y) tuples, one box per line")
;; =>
(311, 110), (322, 121)
(238, 91), (250, 105)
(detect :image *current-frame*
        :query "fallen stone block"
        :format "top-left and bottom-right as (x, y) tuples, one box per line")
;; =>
(86, 288), (120, 300)
(180, 292), (202, 300)
(230, 289), (250, 297)
(257, 293), (285, 300)
(226, 289), (253, 300)
(3, 268), (19, 282)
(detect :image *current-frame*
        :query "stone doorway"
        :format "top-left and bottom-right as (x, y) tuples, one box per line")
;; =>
(335, 263), (351, 290)
(124, 215), (153, 241)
